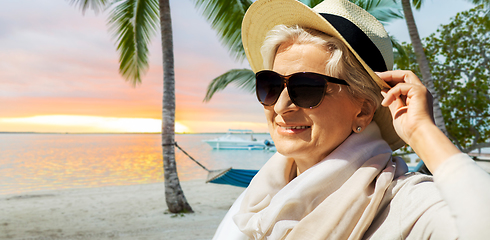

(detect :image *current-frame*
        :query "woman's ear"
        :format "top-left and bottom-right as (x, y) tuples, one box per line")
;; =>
(352, 99), (376, 133)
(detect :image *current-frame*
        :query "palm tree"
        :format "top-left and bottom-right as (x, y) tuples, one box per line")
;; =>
(396, 0), (489, 136)
(202, 0), (404, 102)
(193, 0), (254, 101)
(398, 0), (448, 136)
(159, 0), (193, 214)
(69, 0), (192, 213)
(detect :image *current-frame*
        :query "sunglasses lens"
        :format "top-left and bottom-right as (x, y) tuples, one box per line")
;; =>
(256, 71), (283, 106)
(288, 73), (326, 108)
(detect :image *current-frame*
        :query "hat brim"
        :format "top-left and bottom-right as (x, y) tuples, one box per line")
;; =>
(242, 0), (405, 150)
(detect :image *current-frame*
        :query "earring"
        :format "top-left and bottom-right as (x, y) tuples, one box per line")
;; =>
(356, 126), (362, 132)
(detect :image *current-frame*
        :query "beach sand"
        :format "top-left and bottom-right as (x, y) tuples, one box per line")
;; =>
(3, 160), (488, 240)
(0, 180), (244, 240)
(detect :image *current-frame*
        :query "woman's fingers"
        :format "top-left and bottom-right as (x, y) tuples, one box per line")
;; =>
(377, 70), (429, 112)
(378, 71), (433, 118)
(381, 89), (406, 114)
(376, 70), (436, 143)
(376, 70), (424, 87)
(377, 71), (460, 172)
(381, 83), (419, 107)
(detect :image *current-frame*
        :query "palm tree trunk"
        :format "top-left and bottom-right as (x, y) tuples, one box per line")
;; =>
(159, 0), (193, 213)
(401, 0), (448, 135)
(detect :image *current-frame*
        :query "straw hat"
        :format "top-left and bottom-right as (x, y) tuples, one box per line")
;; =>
(242, 0), (405, 150)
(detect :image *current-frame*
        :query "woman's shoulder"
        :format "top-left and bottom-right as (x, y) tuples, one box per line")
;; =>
(388, 172), (443, 213)
(367, 153), (490, 239)
(365, 172), (457, 239)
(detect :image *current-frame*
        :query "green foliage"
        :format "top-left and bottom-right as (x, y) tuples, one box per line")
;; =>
(411, 0), (422, 10)
(351, 0), (403, 23)
(394, 5), (490, 152)
(392, 42), (421, 76)
(304, 0), (405, 23)
(67, 0), (109, 15)
(300, 0), (325, 7)
(394, 144), (414, 155)
(391, 35), (409, 66)
(192, 0), (252, 62)
(164, 209), (189, 217)
(108, 0), (160, 86)
(70, 0), (159, 86)
(203, 69), (255, 102)
(467, 0), (490, 15)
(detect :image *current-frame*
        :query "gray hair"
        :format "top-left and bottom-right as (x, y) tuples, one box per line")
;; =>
(260, 25), (382, 110)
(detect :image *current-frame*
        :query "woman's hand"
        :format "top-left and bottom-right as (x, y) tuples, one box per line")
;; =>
(377, 70), (460, 173)
(377, 70), (434, 144)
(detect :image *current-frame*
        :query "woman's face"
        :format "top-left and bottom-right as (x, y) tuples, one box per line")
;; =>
(266, 42), (363, 173)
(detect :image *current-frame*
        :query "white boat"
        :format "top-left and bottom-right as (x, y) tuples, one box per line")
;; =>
(203, 129), (274, 150)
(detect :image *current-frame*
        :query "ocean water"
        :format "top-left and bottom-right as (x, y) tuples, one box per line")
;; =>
(0, 133), (275, 195)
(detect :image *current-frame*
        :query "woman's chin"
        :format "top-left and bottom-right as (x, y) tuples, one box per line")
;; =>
(274, 141), (307, 158)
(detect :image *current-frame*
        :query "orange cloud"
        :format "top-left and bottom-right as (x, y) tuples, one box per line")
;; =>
(0, 0), (265, 134)
(0, 97), (161, 119)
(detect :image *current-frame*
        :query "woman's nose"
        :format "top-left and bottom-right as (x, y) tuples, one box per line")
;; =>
(274, 88), (299, 114)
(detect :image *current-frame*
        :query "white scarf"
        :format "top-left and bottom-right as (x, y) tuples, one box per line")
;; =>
(233, 122), (404, 240)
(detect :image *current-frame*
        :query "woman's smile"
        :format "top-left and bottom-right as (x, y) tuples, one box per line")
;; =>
(265, 42), (363, 173)
(276, 123), (311, 135)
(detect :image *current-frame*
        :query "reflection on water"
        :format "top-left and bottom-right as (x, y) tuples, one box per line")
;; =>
(0, 133), (274, 195)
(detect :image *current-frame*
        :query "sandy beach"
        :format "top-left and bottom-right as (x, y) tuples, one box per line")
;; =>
(2, 158), (489, 240)
(0, 180), (244, 240)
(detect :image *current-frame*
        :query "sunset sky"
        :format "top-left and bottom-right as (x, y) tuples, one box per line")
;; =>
(0, 0), (475, 133)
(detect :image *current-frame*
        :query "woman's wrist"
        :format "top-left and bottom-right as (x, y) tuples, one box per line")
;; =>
(409, 123), (461, 173)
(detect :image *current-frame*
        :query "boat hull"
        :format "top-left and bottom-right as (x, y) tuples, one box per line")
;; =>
(203, 140), (266, 150)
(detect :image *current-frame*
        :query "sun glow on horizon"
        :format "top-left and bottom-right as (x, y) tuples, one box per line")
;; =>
(0, 115), (192, 133)
(174, 122), (191, 133)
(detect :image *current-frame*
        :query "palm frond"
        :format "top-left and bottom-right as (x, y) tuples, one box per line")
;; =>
(309, 0), (325, 7)
(108, 0), (159, 86)
(412, 0), (422, 10)
(297, 0), (324, 7)
(203, 68), (255, 102)
(351, 0), (403, 24)
(192, 0), (252, 62)
(67, 0), (110, 15)
(391, 35), (408, 64)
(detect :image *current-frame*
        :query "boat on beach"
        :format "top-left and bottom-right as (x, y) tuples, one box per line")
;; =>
(203, 129), (274, 150)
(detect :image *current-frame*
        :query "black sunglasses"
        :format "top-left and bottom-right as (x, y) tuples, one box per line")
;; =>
(255, 70), (349, 109)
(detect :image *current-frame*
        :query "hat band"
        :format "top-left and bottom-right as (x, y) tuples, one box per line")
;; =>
(319, 13), (387, 72)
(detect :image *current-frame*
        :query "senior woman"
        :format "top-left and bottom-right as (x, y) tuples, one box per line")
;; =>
(213, 0), (490, 239)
